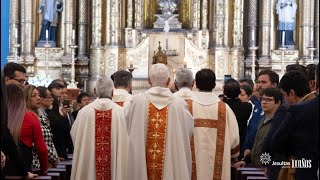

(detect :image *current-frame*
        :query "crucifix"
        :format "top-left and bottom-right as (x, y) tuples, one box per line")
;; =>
(155, 15), (176, 50)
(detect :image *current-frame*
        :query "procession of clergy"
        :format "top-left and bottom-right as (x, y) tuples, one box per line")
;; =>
(69, 63), (319, 180)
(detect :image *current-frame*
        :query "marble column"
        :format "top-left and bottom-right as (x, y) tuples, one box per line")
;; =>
(215, 0), (225, 47)
(127, 0), (133, 28)
(299, 0), (314, 59)
(192, 0), (200, 30)
(62, 0), (74, 58)
(258, 0), (272, 65)
(9, 0), (20, 56)
(89, 0), (104, 93)
(23, 0), (35, 63)
(135, 0), (143, 29)
(230, 0), (245, 79)
(201, 0), (208, 30)
(315, 0), (319, 59)
(77, 0), (89, 61)
(246, 0), (258, 48)
(232, 0), (244, 48)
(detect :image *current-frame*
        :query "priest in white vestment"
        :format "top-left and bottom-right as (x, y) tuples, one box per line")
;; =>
(173, 68), (195, 100)
(112, 70), (133, 108)
(70, 77), (128, 180)
(126, 63), (194, 180)
(192, 69), (240, 180)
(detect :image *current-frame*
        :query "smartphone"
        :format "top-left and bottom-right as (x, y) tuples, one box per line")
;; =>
(224, 75), (232, 83)
(63, 99), (70, 108)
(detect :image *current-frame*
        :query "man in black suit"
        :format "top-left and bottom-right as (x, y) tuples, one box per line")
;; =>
(223, 78), (252, 159)
(271, 63), (319, 180)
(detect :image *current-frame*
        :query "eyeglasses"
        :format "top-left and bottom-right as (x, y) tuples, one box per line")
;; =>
(11, 77), (27, 85)
(261, 97), (274, 103)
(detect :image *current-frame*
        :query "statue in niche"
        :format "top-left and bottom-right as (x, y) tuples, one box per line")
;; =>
(37, 0), (63, 47)
(276, 0), (297, 49)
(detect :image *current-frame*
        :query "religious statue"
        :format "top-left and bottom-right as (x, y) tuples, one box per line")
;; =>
(276, 0), (297, 48)
(37, 0), (63, 46)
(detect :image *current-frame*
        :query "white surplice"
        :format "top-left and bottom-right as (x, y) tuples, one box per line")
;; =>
(173, 87), (194, 100)
(70, 98), (128, 180)
(112, 88), (133, 108)
(192, 91), (240, 180)
(126, 86), (194, 180)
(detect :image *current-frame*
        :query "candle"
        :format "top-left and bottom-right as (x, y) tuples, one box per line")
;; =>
(15, 28), (18, 39)
(282, 31), (285, 47)
(129, 57), (133, 68)
(46, 30), (48, 39)
(311, 30), (314, 42)
(183, 60), (187, 68)
(252, 30), (254, 42)
(72, 30), (75, 41)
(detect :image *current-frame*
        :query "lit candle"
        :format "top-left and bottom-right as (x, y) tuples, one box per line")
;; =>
(15, 28), (18, 39)
(282, 31), (285, 47)
(46, 30), (48, 39)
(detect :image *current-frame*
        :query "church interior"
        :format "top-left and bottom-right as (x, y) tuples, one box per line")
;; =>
(2, 0), (319, 94)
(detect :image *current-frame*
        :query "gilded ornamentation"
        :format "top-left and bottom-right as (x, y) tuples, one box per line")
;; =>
(179, 0), (190, 28)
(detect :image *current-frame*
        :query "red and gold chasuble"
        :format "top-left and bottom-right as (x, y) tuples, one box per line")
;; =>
(146, 103), (169, 180)
(192, 101), (226, 180)
(115, 101), (124, 107)
(95, 109), (112, 180)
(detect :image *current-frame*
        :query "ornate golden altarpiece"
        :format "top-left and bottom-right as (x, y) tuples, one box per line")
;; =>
(7, 0), (319, 94)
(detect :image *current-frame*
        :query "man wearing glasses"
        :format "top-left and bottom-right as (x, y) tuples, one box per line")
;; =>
(234, 88), (282, 168)
(3, 62), (27, 88)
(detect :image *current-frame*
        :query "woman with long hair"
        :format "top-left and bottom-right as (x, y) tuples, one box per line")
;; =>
(30, 86), (59, 168)
(1, 71), (37, 178)
(7, 84), (48, 174)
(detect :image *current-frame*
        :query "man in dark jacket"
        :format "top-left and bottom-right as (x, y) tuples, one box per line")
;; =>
(271, 63), (319, 180)
(223, 78), (252, 159)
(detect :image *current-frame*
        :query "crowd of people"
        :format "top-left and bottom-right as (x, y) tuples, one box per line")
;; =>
(0, 62), (319, 180)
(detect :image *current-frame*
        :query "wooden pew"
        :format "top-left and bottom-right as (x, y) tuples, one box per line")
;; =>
(47, 172), (60, 180)
(236, 167), (266, 180)
(247, 176), (268, 180)
(240, 171), (265, 180)
(47, 168), (67, 180)
(5, 176), (52, 179)
(58, 160), (72, 180)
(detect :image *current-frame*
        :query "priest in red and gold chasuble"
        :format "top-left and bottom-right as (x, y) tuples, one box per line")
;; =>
(127, 64), (194, 180)
(95, 109), (112, 180)
(70, 77), (128, 180)
(146, 103), (168, 179)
